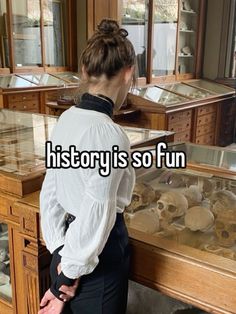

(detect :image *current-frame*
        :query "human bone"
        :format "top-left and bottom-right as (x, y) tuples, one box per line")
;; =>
(215, 209), (236, 247)
(125, 182), (157, 213)
(183, 0), (192, 11)
(202, 244), (236, 260)
(182, 46), (192, 55)
(0, 248), (8, 263)
(183, 185), (203, 208)
(211, 190), (236, 217)
(126, 208), (160, 234)
(157, 191), (188, 222)
(158, 171), (186, 188)
(184, 206), (214, 232)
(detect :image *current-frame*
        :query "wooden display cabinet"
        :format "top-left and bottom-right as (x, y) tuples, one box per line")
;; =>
(127, 79), (235, 146)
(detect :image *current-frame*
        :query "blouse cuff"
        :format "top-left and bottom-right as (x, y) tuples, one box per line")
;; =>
(60, 260), (98, 279)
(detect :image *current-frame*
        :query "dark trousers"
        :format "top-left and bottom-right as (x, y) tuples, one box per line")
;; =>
(50, 214), (130, 314)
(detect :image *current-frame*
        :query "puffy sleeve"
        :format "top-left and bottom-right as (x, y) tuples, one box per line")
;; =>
(40, 168), (67, 253)
(59, 123), (131, 279)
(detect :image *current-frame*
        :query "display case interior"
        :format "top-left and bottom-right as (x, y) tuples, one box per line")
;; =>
(185, 79), (235, 95)
(125, 165), (236, 263)
(49, 72), (80, 85)
(0, 223), (11, 303)
(17, 73), (66, 87)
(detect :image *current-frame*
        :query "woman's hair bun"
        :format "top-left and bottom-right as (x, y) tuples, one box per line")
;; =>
(97, 19), (128, 37)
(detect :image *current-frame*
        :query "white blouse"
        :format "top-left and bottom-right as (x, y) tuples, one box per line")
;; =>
(40, 106), (135, 279)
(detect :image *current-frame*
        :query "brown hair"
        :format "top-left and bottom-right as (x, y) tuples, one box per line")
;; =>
(80, 19), (136, 80)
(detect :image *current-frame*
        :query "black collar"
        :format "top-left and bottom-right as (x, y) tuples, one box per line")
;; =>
(75, 93), (114, 118)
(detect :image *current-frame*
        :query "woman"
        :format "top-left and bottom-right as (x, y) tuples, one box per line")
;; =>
(39, 19), (136, 314)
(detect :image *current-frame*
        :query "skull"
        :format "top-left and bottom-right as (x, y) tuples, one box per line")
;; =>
(184, 206), (214, 232)
(157, 191), (188, 222)
(125, 182), (157, 213)
(183, 185), (203, 208)
(125, 208), (160, 234)
(215, 209), (236, 247)
(211, 190), (236, 217)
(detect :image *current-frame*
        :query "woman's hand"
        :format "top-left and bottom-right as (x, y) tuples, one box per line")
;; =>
(56, 263), (80, 302)
(59, 279), (80, 302)
(38, 289), (65, 314)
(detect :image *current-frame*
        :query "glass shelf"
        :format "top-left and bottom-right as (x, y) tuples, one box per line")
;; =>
(0, 223), (12, 303)
(50, 72), (80, 84)
(185, 79), (235, 95)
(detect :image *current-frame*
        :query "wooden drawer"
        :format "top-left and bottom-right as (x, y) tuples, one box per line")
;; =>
(196, 124), (215, 137)
(168, 110), (192, 124)
(174, 131), (191, 142)
(8, 101), (39, 112)
(196, 113), (216, 127)
(196, 133), (215, 145)
(8, 92), (39, 102)
(168, 118), (191, 133)
(197, 104), (216, 117)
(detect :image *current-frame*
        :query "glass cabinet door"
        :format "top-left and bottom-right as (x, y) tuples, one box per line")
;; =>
(0, 223), (12, 303)
(177, 0), (200, 74)
(0, 0), (9, 68)
(152, 0), (178, 77)
(43, 0), (68, 67)
(11, 0), (42, 67)
(122, 0), (149, 77)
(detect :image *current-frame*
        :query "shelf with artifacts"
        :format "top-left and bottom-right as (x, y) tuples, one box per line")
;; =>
(127, 79), (236, 146)
(125, 142), (236, 314)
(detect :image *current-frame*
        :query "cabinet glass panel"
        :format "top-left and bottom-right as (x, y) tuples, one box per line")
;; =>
(152, 0), (178, 76)
(12, 0), (42, 66)
(160, 82), (214, 99)
(0, 223), (11, 302)
(0, 75), (36, 88)
(122, 0), (148, 77)
(178, 0), (200, 74)
(132, 86), (188, 106)
(18, 73), (66, 86)
(168, 142), (236, 173)
(125, 166), (236, 263)
(50, 72), (80, 84)
(0, 1), (9, 67)
(43, 0), (68, 66)
(0, 109), (57, 177)
(186, 79), (235, 95)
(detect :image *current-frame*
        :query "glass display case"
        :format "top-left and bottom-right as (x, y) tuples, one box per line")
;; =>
(125, 145), (236, 263)
(50, 72), (80, 85)
(0, 75), (37, 88)
(17, 73), (66, 87)
(185, 79), (235, 95)
(132, 85), (189, 106)
(177, 0), (200, 74)
(159, 82), (215, 99)
(0, 223), (11, 303)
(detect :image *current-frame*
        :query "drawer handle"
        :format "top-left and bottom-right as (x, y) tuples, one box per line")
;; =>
(23, 96), (26, 100)
(23, 105), (27, 109)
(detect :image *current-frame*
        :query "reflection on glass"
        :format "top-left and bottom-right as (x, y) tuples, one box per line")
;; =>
(122, 0), (148, 77)
(18, 74), (65, 86)
(133, 86), (188, 106)
(12, 0), (42, 66)
(186, 80), (234, 95)
(160, 82), (214, 99)
(50, 72), (81, 84)
(0, 1), (9, 67)
(43, 0), (67, 66)
(178, 0), (199, 74)
(152, 0), (178, 76)
(0, 223), (12, 302)
(124, 126), (173, 144)
(0, 75), (36, 88)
